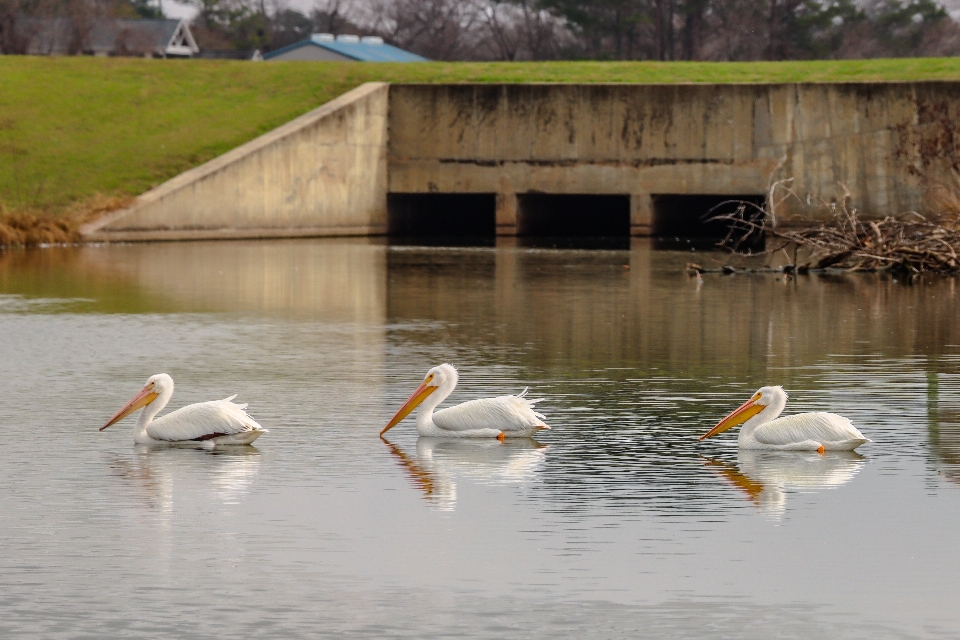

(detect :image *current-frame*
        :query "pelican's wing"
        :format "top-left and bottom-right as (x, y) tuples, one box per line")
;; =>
(434, 392), (547, 433)
(146, 396), (264, 442)
(753, 412), (865, 446)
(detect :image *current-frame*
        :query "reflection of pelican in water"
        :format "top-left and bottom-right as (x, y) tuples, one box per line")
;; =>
(926, 371), (960, 486)
(105, 445), (262, 510)
(382, 437), (548, 510)
(382, 364), (550, 439)
(701, 386), (869, 451)
(932, 423), (960, 485)
(703, 450), (865, 518)
(100, 374), (267, 446)
(105, 450), (173, 512)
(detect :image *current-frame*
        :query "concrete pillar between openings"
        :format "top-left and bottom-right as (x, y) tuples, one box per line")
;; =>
(496, 192), (519, 236)
(631, 193), (653, 237)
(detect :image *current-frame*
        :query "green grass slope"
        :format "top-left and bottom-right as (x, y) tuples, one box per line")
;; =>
(4, 56), (960, 213)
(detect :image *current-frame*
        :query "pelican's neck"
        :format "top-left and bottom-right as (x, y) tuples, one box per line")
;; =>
(134, 386), (172, 440)
(416, 374), (457, 430)
(738, 393), (787, 441)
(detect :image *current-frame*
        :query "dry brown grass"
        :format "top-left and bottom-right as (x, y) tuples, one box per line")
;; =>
(0, 194), (131, 248)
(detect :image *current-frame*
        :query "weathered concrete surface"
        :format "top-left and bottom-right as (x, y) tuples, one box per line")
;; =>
(388, 83), (943, 234)
(83, 82), (389, 241)
(85, 81), (957, 241)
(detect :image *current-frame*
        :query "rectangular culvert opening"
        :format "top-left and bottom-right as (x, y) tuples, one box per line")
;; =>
(388, 193), (496, 244)
(517, 194), (630, 248)
(651, 194), (767, 251)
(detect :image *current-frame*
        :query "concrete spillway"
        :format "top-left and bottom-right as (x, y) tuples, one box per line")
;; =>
(82, 80), (952, 241)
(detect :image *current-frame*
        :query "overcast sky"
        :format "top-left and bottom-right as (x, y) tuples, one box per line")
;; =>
(160, 0), (342, 20)
(161, 0), (198, 19)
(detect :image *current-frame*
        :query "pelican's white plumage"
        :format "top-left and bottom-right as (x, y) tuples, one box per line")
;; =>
(381, 364), (550, 439)
(700, 385), (868, 451)
(100, 374), (267, 446)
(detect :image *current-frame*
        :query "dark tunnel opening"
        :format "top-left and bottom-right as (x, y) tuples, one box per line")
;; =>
(517, 194), (631, 249)
(651, 194), (767, 251)
(388, 193), (496, 245)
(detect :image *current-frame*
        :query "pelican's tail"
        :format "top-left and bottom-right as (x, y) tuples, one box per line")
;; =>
(517, 387), (546, 405)
(214, 395), (262, 432)
(515, 388), (547, 422)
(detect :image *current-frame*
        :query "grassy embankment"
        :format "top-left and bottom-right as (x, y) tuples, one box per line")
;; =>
(4, 55), (960, 245)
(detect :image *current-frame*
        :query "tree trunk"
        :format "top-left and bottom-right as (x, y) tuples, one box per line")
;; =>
(767, 0), (778, 59)
(682, 0), (704, 60)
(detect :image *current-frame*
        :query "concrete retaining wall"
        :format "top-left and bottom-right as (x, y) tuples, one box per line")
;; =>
(388, 83), (938, 235)
(85, 80), (958, 241)
(82, 82), (389, 241)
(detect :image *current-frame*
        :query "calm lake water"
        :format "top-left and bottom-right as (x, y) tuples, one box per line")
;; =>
(1, 238), (960, 638)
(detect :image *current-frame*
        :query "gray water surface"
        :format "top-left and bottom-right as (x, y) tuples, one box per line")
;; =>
(1, 239), (959, 638)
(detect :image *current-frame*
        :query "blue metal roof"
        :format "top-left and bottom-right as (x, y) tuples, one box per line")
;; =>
(263, 36), (429, 62)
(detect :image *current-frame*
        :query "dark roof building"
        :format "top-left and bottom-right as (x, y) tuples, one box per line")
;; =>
(20, 17), (198, 57)
(262, 34), (429, 62)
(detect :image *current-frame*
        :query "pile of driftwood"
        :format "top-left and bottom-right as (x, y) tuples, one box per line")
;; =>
(714, 194), (960, 275)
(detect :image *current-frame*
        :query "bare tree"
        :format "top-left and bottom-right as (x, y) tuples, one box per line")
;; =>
(0, 0), (34, 53)
(0, 0), (83, 54)
(469, 0), (571, 60)
(364, 0), (480, 59)
(680, 0), (706, 58)
(472, 0), (523, 59)
(699, 0), (767, 60)
(311, 0), (358, 34)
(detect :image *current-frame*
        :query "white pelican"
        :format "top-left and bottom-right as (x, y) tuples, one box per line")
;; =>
(700, 386), (868, 452)
(380, 364), (550, 439)
(100, 374), (267, 446)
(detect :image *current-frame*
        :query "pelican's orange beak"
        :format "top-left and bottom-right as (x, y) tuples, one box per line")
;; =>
(700, 392), (764, 441)
(380, 374), (437, 436)
(100, 383), (159, 431)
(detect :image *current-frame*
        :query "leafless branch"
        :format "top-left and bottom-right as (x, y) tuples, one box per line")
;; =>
(711, 185), (960, 274)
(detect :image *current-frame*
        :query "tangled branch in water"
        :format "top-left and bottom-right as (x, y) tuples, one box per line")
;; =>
(712, 188), (960, 275)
